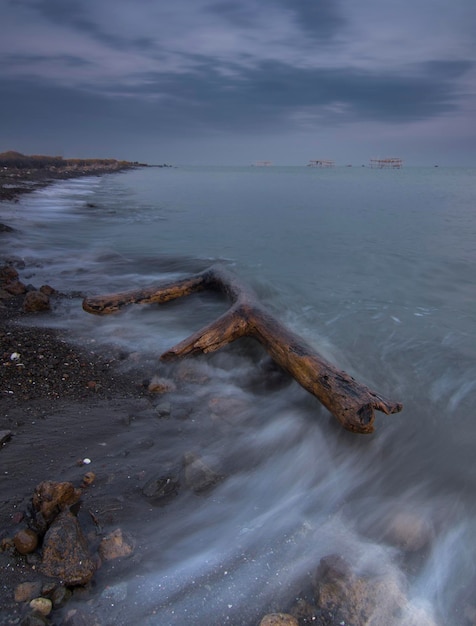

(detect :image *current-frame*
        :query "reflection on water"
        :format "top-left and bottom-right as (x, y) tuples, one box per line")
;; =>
(2, 167), (476, 624)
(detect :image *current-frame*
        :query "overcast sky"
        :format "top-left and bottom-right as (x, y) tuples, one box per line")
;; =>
(1, 0), (475, 165)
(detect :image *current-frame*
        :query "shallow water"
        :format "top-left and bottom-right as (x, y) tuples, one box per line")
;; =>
(2, 165), (476, 623)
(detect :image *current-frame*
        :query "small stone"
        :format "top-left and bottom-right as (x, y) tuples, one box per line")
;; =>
(1, 536), (14, 550)
(50, 584), (72, 608)
(142, 475), (180, 502)
(259, 614), (298, 626)
(155, 402), (171, 417)
(39, 284), (56, 296)
(23, 290), (50, 312)
(13, 528), (39, 554)
(98, 528), (134, 561)
(14, 581), (42, 602)
(81, 471), (95, 487)
(29, 597), (52, 616)
(12, 511), (24, 524)
(147, 376), (176, 394)
(0, 429), (12, 445)
(208, 395), (249, 422)
(183, 452), (222, 493)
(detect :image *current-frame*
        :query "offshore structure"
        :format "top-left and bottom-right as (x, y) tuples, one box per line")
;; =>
(307, 159), (335, 168)
(369, 157), (403, 169)
(253, 160), (273, 167)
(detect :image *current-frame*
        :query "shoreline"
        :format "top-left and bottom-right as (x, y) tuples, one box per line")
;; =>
(0, 165), (156, 624)
(0, 159), (145, 203)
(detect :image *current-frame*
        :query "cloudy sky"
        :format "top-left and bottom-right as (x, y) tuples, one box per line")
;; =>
(1, 0), (475, 165)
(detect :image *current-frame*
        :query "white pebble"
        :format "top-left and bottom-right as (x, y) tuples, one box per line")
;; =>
(10, 352), (21, 361)
(83, 458), (92, 465)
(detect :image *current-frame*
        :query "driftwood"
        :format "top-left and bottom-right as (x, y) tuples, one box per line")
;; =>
(83, 265), (402, 434)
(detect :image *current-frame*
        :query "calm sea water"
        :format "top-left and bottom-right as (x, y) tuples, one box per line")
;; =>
(2, 166), (476, 624)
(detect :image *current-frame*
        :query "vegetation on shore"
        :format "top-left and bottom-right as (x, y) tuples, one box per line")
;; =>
(0, 150), (147, 201)
(0, 150), (146, 170)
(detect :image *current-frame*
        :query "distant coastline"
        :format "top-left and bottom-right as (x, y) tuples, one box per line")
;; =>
(0, 150), (149, 202)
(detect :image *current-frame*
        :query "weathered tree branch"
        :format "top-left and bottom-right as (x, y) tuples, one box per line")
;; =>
(83, 265), (402, 433)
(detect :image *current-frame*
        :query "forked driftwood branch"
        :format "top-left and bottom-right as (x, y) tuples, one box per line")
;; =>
(83, 265), (402, 433)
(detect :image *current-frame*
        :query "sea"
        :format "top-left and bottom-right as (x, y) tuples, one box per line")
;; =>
(1, 165), (475, 624)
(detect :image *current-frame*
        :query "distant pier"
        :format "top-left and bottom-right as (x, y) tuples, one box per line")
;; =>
(369, 157), (403, 169)
(307, 159), (335, 168)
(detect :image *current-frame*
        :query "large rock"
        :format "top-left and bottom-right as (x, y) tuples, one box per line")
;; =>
(313, 554), (407, 626)
(40, 509), (96, 586)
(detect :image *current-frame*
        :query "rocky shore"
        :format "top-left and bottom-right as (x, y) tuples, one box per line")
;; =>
(0, 152), (145, 202)
(0, 168), (445, 625)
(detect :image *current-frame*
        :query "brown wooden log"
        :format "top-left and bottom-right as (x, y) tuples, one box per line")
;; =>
(83, 265), (402, 433)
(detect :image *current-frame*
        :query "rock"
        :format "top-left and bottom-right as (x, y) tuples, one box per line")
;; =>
(14, 581), (42, 602)
(183, 452), (223, 493)
(385, 511), (433, 552)
(0, 223), (14, 232)
(0, 265), (19, 285)
(98, 528), (134, 561)
(32, 480), (82, 526)
(14, 528), (39, 554)
(81, 471), (96, 487)
(208, 395), (249, 419)
(39, 284), (56, 296)
(23, 290), (50, 312)
(259, 613), (299, 626)
(142, 475), (180, 503)
(313, 554), (407, 626)
(50, 584), (72, 608)
(0, 429), (12, 446)
(147, 376), (176, 394)
(40, 509), (96, 586)
(29, 597), (52, 616)
(5, 280), (27, 295)
(155, 401), (172, 417)
(175, 361), (210, 383)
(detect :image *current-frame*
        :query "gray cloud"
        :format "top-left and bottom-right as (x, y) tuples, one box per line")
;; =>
(1, 0), (475, 164)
